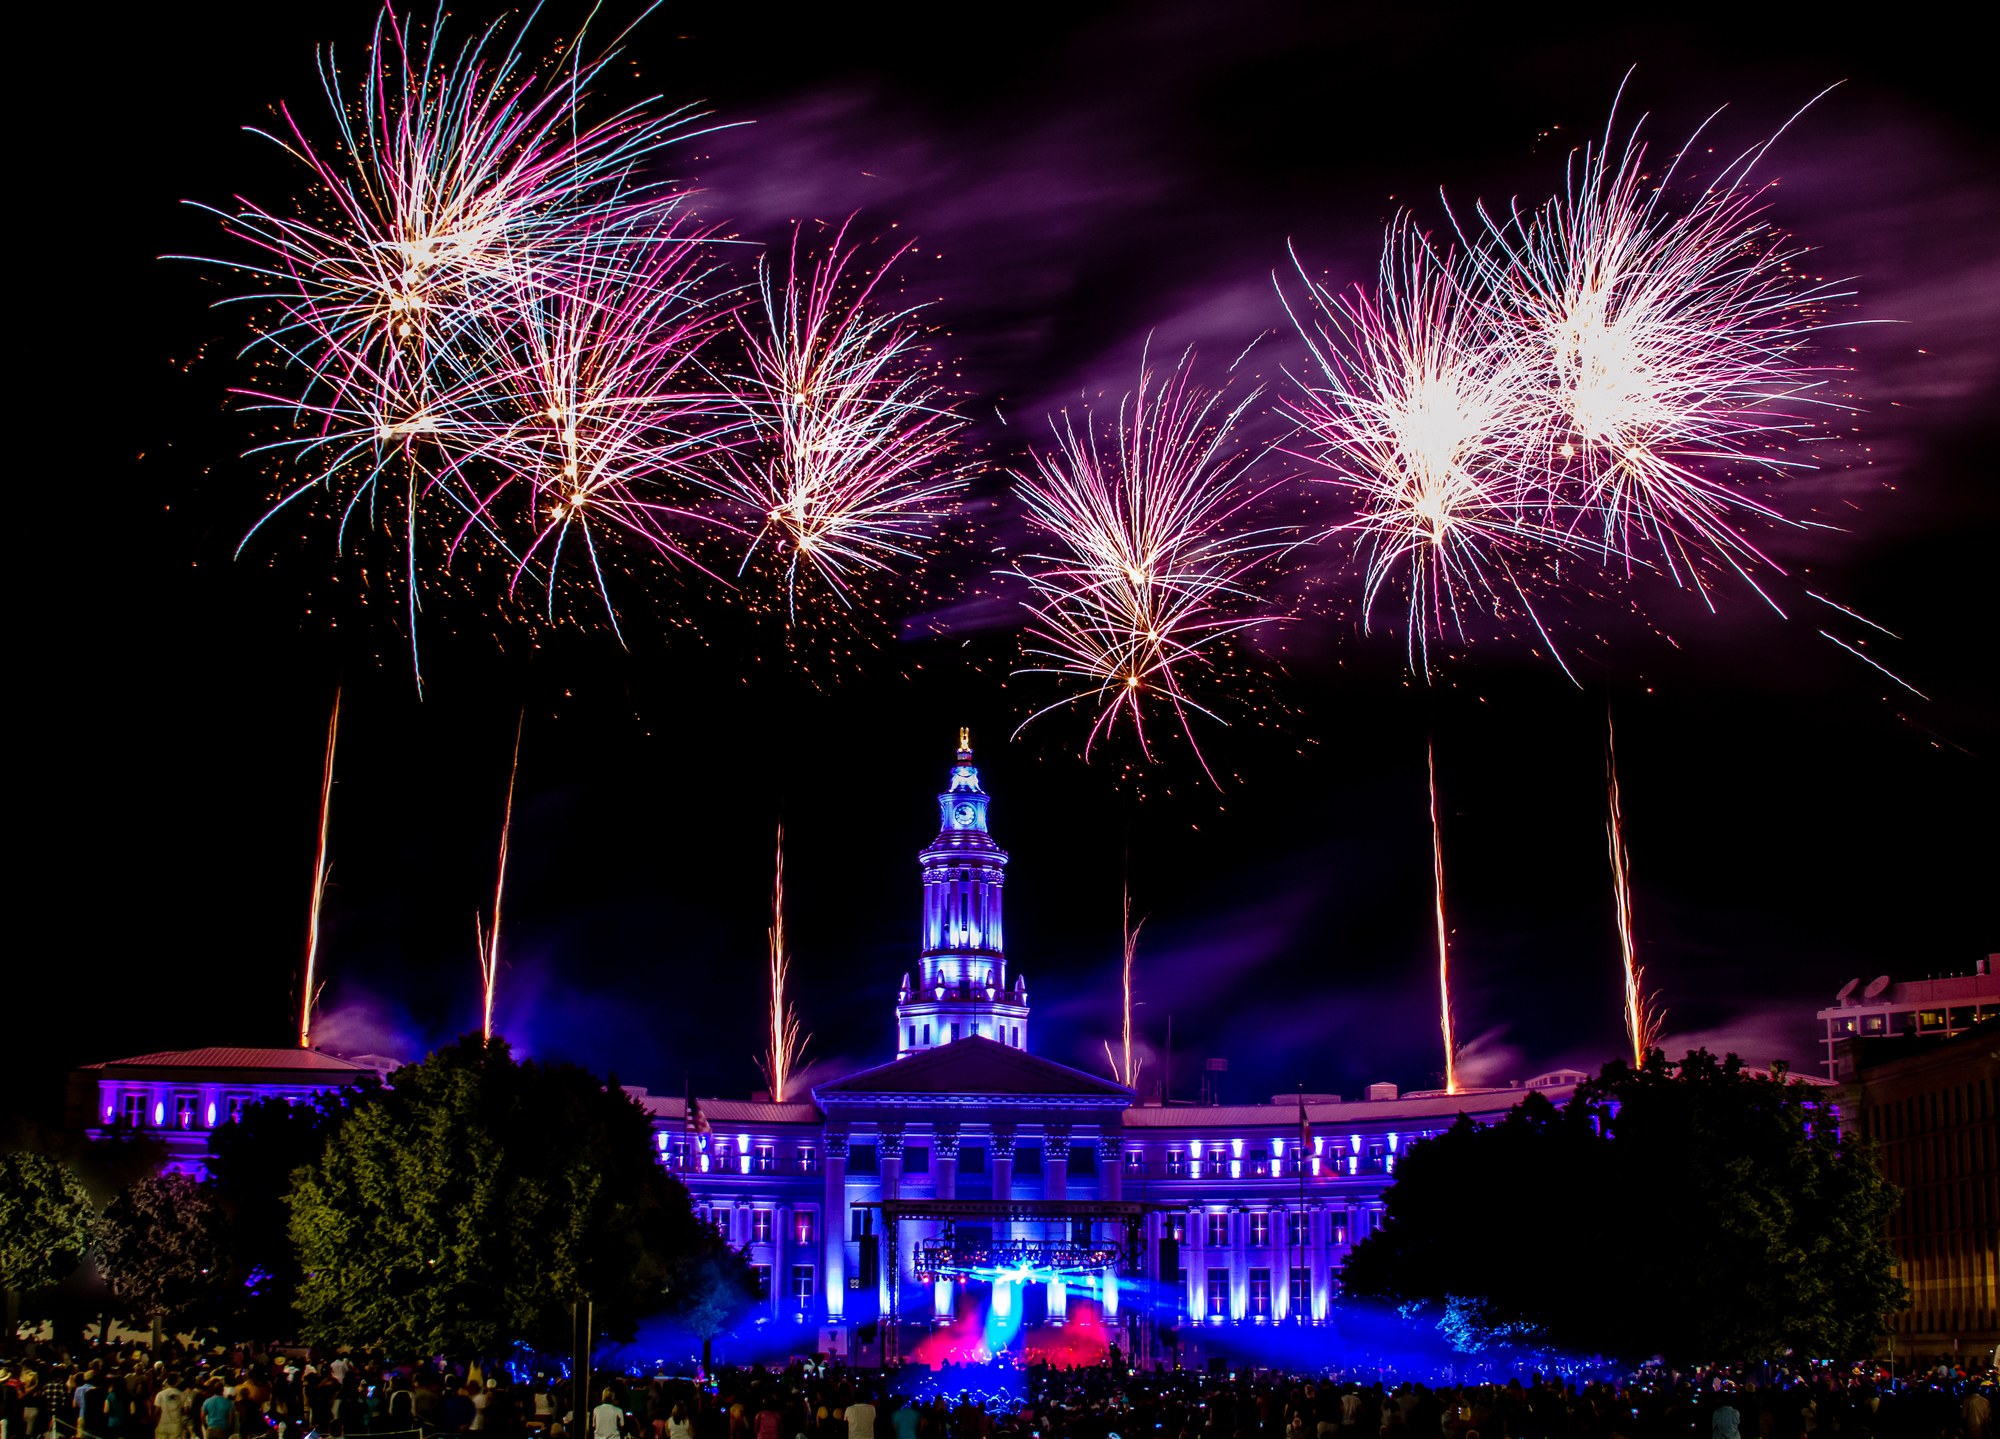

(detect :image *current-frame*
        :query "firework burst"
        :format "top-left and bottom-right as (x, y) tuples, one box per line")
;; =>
(724, 223), (971, 618)
(1010, 349), (1292, 775)
(1281, 224), (1579, 673)
(1460, 83), (1846, 603)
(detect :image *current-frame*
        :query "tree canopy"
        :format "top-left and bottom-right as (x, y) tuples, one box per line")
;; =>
(0, 1151), (95, 1296)
(288, 1035), (749, 1355)
(95, 1172), (232, 1331)
(1341, 1050), (1905, 1363)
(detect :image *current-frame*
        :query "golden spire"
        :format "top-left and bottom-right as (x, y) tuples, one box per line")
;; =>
(958, 726), (971, 754)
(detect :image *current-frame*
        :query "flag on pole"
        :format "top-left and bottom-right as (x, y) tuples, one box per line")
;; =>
(685, 1077), (712, 1138)
(1297, 1090), (1313, 1156)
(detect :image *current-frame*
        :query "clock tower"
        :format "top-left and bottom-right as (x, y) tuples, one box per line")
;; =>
(895, 730), (1030, 1056)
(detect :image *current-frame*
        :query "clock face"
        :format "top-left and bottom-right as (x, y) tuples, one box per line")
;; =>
(953, 803), (976, 826)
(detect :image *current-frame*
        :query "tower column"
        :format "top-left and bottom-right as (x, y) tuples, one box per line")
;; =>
(932, 1125), (960, 1322)
(822, 1131), (848, 1323)
(879, 1125), (906, 1324)
(1044, 1125), (1071, 1200)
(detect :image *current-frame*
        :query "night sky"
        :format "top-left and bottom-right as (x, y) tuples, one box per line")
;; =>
(13, 0), (1995, 1127)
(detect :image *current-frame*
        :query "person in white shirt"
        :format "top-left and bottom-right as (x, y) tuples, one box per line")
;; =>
(594, 1391), (626, 1439)
(846, 1398), (877, 1439)
(154, 1378), (193, 1439)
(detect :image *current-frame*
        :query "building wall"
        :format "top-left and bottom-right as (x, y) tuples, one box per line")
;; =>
(1838, 1024), (2000, 1356)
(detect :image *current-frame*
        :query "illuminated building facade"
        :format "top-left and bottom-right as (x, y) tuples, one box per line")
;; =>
(1816, 959), (1999, 1081)
(67, 733), (1584, 1362)
(637, 733), (1585, 1359)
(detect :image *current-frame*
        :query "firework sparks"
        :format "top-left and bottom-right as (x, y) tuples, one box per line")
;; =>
(476, 714), (523, 1042)
(183, 3), (727, 681)
(1605, 714), (1661, 1067)
(725, 222), (970, 617)
(1281, 224), (1578, 673)
(1428, 740), (1460, 1096)
(299, 688), (340, 1050)
(1460, 83), (1846, 604)
(757, 823), (810, 1103)
(1103, 885), (1145, 1090)
(1010, 348), (1292, 775)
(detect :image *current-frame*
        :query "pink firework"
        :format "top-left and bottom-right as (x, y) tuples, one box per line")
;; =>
(723, 222), (971, 617)
(1010, 348), (1291, 774)
(1281, 222), (1577, 671)
(1460, 83), (1846, 604)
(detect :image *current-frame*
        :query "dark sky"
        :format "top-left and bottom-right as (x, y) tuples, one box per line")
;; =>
(14, 0), (1995, 1126)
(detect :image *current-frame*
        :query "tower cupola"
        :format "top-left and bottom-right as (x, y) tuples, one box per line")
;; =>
(896, 729), (1030, 1056)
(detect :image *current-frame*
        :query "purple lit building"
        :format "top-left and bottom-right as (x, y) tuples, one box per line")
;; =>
(68, 734), (1585, 1361)
(624, 733), (1586, 1361)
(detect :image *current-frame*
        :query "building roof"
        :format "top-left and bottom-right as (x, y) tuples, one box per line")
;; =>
(632, 1094), (823, 1126)
(1119, 1085), (1575, 1129)
(82, 1047), (381, 1077)
(815, 1036), (1132, 1109)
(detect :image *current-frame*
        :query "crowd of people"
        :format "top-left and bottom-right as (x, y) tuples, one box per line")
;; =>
(1, 1342), (1991, 1439)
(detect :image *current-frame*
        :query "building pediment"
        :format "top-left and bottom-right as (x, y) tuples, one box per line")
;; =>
(814, 1035), (1132, 1111)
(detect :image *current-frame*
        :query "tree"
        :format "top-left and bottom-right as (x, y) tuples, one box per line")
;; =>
(1343, 1050), (1905, 1363)
(95, 1173), (232, 1338)
(1, 1151), (95, 1329)
(663, 1231), (761, 1372)
(288, 1035), (729, 1355)
(207, 1085), (372, 1335)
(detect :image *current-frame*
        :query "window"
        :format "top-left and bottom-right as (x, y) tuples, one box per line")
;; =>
(225, 1094), (248, 1124)
(122, 1093), (147, 1127)
(796, 1145), (816, 1174)
(791, 1265), (815, 1302)
(1248, 1268), (1272, 1319)
(1175, 1270), (1188, 1315)
(907, 1025), (916, 1047)
(713, 1140), (735, 1171)
(1166, 1150), (1186, 1177)
(849, 1144), (878, 1175)
(1206, 1268), (1230, 1318)
(174, 1095), (198, 1130)
(1125, 1148), (1145, 1174)
(1288, 1211), (1309, 1248)
(755, 1144), (775, 1173)
(1329, 1208), (1350, 1244)
(796, 1211), (815, 1244)
(950, 1023), (960, 1042)
(851, 1209), (874, 1240)
(1248, 1213), (1270, 1247)
(1290, 1270), (1310, 1317)
(1207, 1212), (1230, 1247)
(1010, 1027), (1020, 1047)
(751, 1264), (771, 1299)
(903, 1145), (931, 1175)
(1165, 1215), (1186, 1243)
(922, 1024), (932, 1045)
(752, 1210), (774, 1244)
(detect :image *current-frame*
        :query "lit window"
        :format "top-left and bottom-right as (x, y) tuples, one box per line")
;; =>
(796, 1146), (816, 1174)
(1290, 1270), (1310, 1317)
(1206, 1268), (1229, 1317)
(796, 1211), (815, 1244)
(755, 1144), (775, 1173)
(1166, 1150), (1186, 1177)
(1288, 1212), (1309, 1247)
(751, 1264), (771, 1298)
(122, 1093), (146, 1127)
(1206, 1212), (1230, 1247)
(1248, 1268), (1272, 1318)
(752, 1210), (774, 1244)
(1248, 1213), (1270, 1247)
(791, 1264), (815, 1302)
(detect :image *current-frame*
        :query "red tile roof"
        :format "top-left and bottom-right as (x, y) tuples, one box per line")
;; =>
(82, 1047), (380, 1074)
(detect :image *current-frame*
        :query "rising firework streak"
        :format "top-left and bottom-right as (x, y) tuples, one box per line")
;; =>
(1605, 713), (1660, 1068)
(1428, 740), (1460, 1096)
(757, 823), (810, 1103)
(476, 714), (523, 1042)
(298, 688), (340, 1049)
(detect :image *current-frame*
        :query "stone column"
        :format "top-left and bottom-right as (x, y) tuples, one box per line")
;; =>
(1310, 1201), (1327, 1323)
(879, 1126), (906, 1325)
(822, 1131), (848, 1323)
(1101, 1131), (1123, 1201)
(1044, 1124), (1071, 1200)
(932, 1126), (960, 1321)
(990, 1124), (1017, 1248)
(773, 1203), (791, 1320)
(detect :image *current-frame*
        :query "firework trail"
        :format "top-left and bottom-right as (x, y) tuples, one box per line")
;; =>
(757, 823), (810, 1102)
(182, 2), (724, 682)
(299, 688), (340, 1049)
(1010, 348), (1292, 776)
(725, 222), (971, 618)
(1605, 714), (1660, 1067)
(1459, 81), (1846, 606)
(1427, 740), (1460, 1096)
(1103, 885), (1145, 1089)
(1280, 223), (1580, 675)
(475, 713), (523, 1042)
